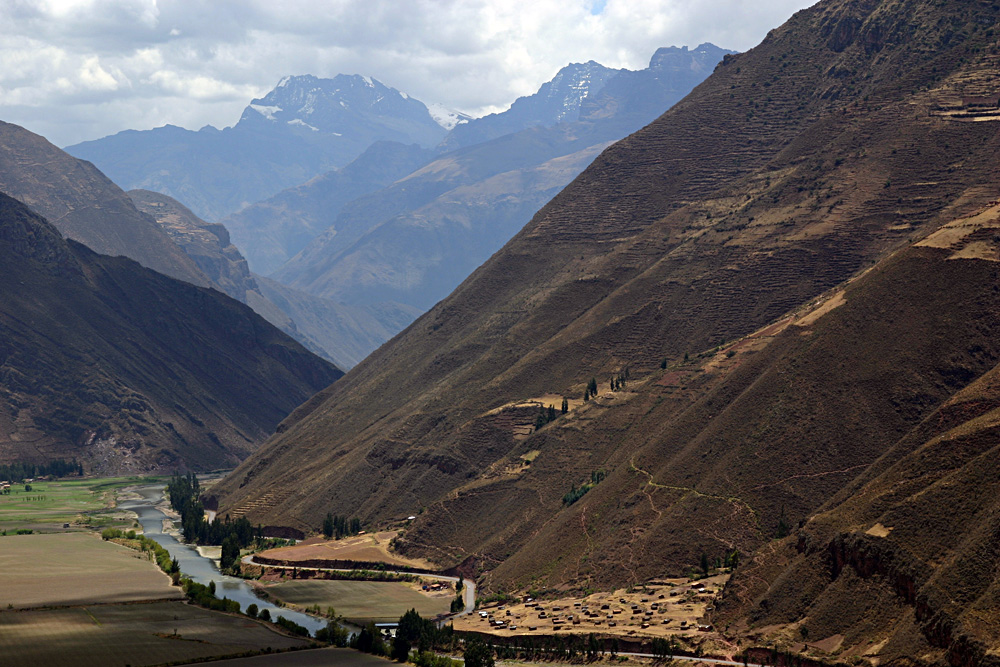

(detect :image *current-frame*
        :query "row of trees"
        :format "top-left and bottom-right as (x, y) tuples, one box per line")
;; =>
(0, 459), (82, 482)
(168, 473), (260, 557)
(322, 513), (362, 539)
(562, 470), (606, 506)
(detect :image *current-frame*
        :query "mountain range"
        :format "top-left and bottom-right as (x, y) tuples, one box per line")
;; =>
(210, 0), (1000, 660)
(235, 44), (735, 316)
(65, 74), (449, 222)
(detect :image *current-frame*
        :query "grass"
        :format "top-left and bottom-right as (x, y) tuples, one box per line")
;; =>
(0, 532), (183, 609)
(0, 476), (160, 532)
(260, 580), (452, 623)
(0, 601), (310, 666)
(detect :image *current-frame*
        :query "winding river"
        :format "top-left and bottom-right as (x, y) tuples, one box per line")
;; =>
(118, 482), (330, 635)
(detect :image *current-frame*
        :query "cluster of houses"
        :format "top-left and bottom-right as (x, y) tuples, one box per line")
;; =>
(420, 582), (449, 593)
(472, 581), (720, 636)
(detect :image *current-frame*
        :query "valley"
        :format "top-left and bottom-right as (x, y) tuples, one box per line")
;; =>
(5, 0), (1000, 664)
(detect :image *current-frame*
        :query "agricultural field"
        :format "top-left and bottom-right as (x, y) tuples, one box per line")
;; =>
(194, 647), (393, 666)
(257, 579), (452, 623)
(0, 532), (182, 608)
(258, 531), (432, 569)
(0, 476), (154, 533)
(0, 601), (310, 666)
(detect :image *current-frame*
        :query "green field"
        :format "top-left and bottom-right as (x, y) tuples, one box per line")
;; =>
(260, 580), (451, 623)
(0, 532), (182, 608)
(0, 601), (310, 666)
(0, 476), (158, 532)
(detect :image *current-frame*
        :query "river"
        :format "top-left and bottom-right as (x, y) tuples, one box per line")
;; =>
(118, 482), (331, 635)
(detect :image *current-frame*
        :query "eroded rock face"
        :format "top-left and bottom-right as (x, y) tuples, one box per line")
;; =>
(129, 189), (258, 303)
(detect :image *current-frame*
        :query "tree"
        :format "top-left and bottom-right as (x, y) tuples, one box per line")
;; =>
(587, 377), (598, 397)
(392, 636), (411, 662)
(561, 397), (568, 414)
(547, 404), (557, 422)
(464, 639), (495, 667)
(221, 534), (240, 571)
(323, 512), (334, 539)
(246, 603), (258, 618)
(258, 608), (270, 621)
(700, 552), (710, 577)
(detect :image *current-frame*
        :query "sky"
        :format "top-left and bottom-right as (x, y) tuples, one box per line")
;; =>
(0, 0), (816, 148)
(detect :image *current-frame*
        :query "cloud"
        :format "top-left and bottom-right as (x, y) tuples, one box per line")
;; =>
(0, 0), (816, 147)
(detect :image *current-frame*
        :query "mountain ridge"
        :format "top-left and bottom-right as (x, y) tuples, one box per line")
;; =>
(0, 192), (342, 474)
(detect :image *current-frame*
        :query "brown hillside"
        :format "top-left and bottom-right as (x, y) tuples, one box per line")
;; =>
(0, 193), (342, 473)
(214, 0), (1000, 619)
(0, 121), (210, 286)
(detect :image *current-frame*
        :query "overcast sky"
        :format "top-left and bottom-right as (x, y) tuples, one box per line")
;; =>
(0, 0), (816, 147)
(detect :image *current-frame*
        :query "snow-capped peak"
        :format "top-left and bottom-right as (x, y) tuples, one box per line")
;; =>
(427, 103), (472, 130)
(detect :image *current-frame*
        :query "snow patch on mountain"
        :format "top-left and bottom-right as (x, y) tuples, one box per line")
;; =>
(288, 119), (319, 131)
(428, 103), (472, 130)
(250, 104), (282, 121)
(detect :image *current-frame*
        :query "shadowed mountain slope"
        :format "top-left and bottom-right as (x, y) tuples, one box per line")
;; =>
(0, 193), (342, 474)
(222, 141), (434, 275)
(0, 121), (210, 286)
(214, 5), (1000, 659)
(128, 189), (415, 369)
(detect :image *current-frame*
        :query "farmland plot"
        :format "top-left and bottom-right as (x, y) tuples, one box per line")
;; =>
(0, 601), (309, 666)
(0, 532), (181, 608)
(259, 579), (451, 623)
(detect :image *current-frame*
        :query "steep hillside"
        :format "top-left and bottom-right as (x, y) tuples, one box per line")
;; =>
(273, 45), (731, 311)
(0, 121), (210, 286)
(711, 214), (1000, 661)
(128, 189), (258, 302)
(253, 276), (420, 369)
(65, 76), (446, 222)
(214, 2), (1000, 653)
(0, 193), (342, 474)
(129, 188), (411, 368)
(223, 141), (434, 275)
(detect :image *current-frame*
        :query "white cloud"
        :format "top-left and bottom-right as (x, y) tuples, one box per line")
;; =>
(0, 0), (817, 147)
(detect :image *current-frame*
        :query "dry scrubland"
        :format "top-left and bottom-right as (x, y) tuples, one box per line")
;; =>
(0, 532), (181, 608)
(0, 601), (309, 666)
(257, 578), (452, 623)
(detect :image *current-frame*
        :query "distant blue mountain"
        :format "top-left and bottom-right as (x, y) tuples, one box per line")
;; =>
(65, 74), (447, 222)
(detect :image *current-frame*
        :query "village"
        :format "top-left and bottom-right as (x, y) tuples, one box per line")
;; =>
(454, 574), (728, 641)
